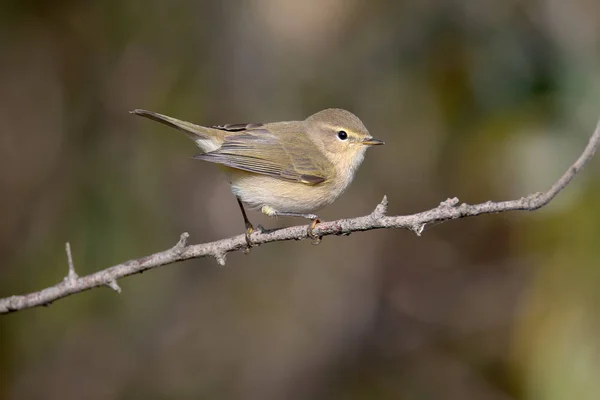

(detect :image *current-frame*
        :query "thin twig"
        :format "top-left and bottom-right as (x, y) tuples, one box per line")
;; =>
(1, 119), (598, 314)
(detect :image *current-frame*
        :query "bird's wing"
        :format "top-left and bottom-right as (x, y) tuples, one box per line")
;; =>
(194, 124), (328, 185)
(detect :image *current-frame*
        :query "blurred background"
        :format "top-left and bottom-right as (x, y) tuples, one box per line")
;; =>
(1, 0), (599, 399)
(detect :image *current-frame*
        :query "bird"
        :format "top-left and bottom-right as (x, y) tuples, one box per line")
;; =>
(130, 108), (384, 245)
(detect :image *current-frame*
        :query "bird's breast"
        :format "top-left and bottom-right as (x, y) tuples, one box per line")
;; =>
(228, 170), (350, 214)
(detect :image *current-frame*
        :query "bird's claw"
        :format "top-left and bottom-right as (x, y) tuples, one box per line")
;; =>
(244, 225), (254, 254)
(307, 218), (322, 245)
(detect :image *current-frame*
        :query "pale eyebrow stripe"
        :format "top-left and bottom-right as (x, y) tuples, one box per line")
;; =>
(325, 124), (353, 133)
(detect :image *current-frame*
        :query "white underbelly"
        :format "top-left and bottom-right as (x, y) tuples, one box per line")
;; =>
(229, 171), (350, 214)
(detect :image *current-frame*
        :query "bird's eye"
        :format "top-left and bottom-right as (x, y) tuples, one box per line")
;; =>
(337, 130), (348, 140)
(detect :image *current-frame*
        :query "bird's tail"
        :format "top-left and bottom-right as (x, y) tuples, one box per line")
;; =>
(130, 109), (222, 152)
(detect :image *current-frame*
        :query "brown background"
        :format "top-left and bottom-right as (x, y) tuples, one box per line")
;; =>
(1, 1), (599, 399)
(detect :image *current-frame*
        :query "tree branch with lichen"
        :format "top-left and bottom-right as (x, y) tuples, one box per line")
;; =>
(1, 119), (599, 314)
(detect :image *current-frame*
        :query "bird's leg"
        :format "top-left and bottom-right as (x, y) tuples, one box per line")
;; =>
(237, 197), (254, 251)
(261, 206), (322, 244)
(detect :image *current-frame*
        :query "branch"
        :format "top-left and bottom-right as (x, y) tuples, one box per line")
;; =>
(1, 120), (599, 314)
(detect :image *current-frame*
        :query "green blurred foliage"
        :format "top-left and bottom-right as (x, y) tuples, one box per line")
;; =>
(1, 0), (599, 399)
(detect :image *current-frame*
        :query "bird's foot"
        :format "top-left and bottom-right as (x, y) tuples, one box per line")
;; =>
(244, 224), (255, 254)
(307, 218), (322, 245)
(260, 206), (323, 244)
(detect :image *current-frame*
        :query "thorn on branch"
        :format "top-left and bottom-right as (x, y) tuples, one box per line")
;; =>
(214, 253), (227, 266)
(63, 242), (78, 285)
(412, 224), (425, 236)
(106, 280), (121, 293)
(173, 232), (190, 254)
(440, 197), (460, 208)
(371, 195), (388, 218)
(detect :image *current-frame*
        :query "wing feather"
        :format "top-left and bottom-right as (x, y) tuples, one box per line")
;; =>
(194, 125), (328, 185)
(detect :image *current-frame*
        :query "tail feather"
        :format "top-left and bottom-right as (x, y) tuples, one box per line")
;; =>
(130, 109), (221, 152)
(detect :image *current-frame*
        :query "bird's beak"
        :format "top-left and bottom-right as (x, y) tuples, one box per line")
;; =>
(361, 137), (385, 146)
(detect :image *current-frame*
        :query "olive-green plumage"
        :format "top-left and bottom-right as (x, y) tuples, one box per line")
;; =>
(131, 108), (384, 238)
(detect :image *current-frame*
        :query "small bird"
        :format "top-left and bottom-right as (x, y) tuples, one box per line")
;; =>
(131, 108), (384, 244)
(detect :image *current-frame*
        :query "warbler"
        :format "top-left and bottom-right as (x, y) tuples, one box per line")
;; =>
(131, 108), (384, 244)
